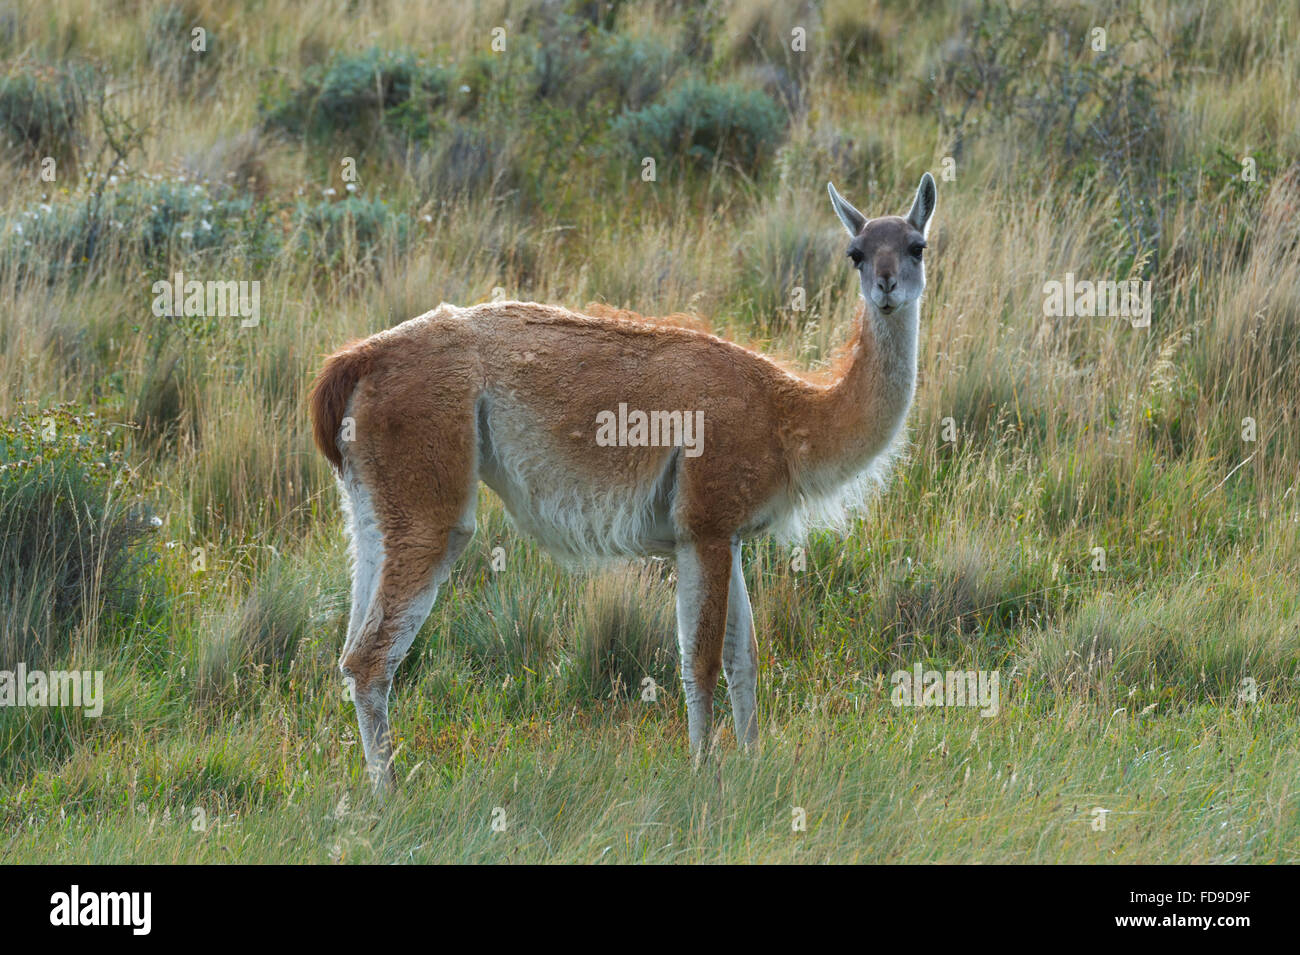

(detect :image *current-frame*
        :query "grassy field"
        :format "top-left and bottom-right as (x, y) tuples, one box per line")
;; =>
(1, 0), (1298, 863)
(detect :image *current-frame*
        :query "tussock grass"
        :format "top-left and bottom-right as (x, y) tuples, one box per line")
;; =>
(571, 563), (677, 700)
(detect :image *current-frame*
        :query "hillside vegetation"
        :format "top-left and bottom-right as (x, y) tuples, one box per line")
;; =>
(0, 0), (1297, 862)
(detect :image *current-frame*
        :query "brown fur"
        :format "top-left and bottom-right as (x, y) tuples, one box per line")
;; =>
(690, 540), (733, 699)
(308, 340), (376, 471)
(311, 302), (912, 772)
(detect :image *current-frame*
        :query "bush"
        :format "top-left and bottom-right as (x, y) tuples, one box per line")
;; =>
(0, 178), (276, 280)
(571, 565), (677, 700)
(411, 125), (518, 200)
(196, 554), (343, 704)
(530, 21), (680, 112)
(734, 194), (844, 332)
(592, 34), (680, 111)
(2, 182), (417, 283)
(611, 79), (786, 176)
(931, 0), (1174, 262)
(0, 61), (97, 166)
(113, 180), (271, 262)
(292, 197), (413, 263)
(260, 48), (452, 145)
(0, 404), (153, 669)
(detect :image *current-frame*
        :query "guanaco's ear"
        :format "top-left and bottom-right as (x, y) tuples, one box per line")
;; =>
(827, 182), (866, 237)
(906, 172), (936, 236)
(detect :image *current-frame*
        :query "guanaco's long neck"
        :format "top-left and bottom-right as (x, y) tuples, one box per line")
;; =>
(797, 300), (919, 481)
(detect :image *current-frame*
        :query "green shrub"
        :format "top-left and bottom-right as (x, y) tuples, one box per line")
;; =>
(734, 195), (844, 332)
(529, 18), (679, 112)
(260, 48), (452, 144)
(1, 178), (276, 281)
(591, 34), (680, 111)
(611, 79), (786, 176)
(0, 404), (153, 669)
(412, 124), (518, 200)
(196, 554), (343, 704)
(292, 197), (413, 263)
(3, 182), (417, 282)
(570, 565), (677, 701)
(932, 0), (1173, 262)
(0, 61), (97, 165)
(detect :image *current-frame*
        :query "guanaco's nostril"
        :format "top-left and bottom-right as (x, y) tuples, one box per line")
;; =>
(877, 276), (897, 293)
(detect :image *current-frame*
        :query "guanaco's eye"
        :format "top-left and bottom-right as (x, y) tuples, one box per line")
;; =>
(847, 248), (864, 267)
(909, 242), (926, 258)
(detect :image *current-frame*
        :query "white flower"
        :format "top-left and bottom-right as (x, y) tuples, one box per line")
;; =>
(345, 182), (357, 192)
(460, 84), (471, 93)
(180, 230), (193, 239)
(201, 219), (212, 231)
(323, 187), (337, 197)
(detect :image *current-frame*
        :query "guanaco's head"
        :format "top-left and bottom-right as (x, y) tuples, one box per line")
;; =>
(827, 173), (936, 316)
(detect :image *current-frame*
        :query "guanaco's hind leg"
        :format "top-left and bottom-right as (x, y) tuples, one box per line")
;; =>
(340, 469), (384, 652)
(340, 515), (473, 790)
(338, 399), (479, 790)
(722, 539), (759, 748)
(674, 539), (732, 759)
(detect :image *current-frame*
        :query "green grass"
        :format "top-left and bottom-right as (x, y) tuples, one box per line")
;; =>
(4, 691), (1292, 863)
(1, 0), (1298, 863)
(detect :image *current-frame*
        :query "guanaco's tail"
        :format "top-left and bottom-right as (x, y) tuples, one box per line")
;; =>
(308, 341), (376, 471)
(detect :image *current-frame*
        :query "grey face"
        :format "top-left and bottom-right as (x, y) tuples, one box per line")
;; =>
(847, 217), (927, 314)
(827, 174), (936, 315)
